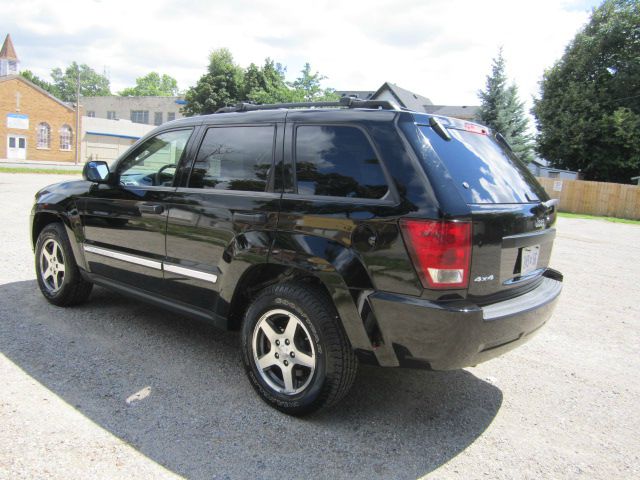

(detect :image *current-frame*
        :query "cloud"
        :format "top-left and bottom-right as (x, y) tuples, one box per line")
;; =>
(1, 0), (598, 125)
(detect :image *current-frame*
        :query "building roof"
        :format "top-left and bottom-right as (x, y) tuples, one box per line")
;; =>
(0, 75), (75, 112)
(0, 34), (18, 61)
(531, 157), (551, 167)
(372, 82), (433, 110)
(422, 105), (479, 119)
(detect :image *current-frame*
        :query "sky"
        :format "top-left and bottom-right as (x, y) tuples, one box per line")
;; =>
(2, 0), (601, 115)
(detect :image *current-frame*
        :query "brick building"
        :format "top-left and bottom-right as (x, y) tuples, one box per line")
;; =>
(0, 34), (79, 162)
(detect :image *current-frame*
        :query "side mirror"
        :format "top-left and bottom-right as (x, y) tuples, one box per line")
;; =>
(83, 161), (110, 183)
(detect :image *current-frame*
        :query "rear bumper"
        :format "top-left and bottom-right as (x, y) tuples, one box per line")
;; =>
(368, 271), (562, 370)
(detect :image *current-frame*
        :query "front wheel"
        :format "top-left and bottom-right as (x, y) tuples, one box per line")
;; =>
(241, 282), (357, 416)
(35, 223), (93, 306)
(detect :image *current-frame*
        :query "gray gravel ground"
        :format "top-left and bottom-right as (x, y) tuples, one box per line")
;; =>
(0, 173), (639, 480)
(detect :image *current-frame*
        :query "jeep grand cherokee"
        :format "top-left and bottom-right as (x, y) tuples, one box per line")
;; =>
(31, 98), (562, 415)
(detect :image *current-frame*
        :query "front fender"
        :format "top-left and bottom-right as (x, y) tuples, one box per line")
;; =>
(31, 197), (85, 270)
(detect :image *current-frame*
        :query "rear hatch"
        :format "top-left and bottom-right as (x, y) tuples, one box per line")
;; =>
(415, 117), (556, 299)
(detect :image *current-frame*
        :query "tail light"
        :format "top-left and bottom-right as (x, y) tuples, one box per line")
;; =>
(400, 219), (472, 289)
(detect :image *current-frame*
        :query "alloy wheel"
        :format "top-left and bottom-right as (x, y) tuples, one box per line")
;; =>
(252, 308), (316, 395)
(39, 238), (66, 293)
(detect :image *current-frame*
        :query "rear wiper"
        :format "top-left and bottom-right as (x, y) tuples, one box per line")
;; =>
(429, 117), (451, 141)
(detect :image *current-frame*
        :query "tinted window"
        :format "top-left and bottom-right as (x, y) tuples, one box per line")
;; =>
(295, 125), (388, 199)
(118, 129), (193, 187)
(189, 126), (274, 192)
(418, 125), (545, 204)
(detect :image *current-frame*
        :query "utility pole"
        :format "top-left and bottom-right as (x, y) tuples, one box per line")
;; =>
(75, 67), (80, 165)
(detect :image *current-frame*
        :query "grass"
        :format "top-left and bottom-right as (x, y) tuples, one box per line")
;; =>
(558, 212), (640, 225)
(0, 167), (81, 175)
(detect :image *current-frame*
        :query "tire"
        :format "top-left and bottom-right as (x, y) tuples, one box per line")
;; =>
(35, 223), (93, 306)
(241, 281), (357, 416)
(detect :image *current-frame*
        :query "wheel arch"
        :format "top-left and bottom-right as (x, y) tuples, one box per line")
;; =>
(31, 207), (85, 270)
(222, 232), (399, 366)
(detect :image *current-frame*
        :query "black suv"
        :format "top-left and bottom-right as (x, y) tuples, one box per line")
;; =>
(31, 98), (563, 415)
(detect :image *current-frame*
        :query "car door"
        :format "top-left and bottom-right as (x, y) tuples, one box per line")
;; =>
(79, 127), (197, 294)
(162, 120), (283, 316)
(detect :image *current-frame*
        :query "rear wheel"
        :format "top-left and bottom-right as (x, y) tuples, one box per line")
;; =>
(35, 223), (93, 306)
(241, 282), (357, 416)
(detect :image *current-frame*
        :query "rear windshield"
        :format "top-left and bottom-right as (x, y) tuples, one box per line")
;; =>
(418, 125), (544, 204)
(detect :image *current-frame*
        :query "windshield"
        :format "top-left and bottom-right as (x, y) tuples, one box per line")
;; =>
(418, 124), (546, 204)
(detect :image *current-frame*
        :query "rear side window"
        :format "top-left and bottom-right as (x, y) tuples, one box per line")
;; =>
(294, 125), (388, 199)
(418, 125), (545, 204)
(189, 126), (274, 192)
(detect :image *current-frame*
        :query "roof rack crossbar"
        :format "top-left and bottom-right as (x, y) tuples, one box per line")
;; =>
(215, 97), (400, 113)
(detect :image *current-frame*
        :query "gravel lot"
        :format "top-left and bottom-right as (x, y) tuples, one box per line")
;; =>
(1, 173), (639, 480)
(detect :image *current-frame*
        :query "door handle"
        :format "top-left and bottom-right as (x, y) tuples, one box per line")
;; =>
(139, 204), (164, 214)
(233, 212), (267, 224)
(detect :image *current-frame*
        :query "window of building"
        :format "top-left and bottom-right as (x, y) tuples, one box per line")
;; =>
(87, 111), (95, 118)
(188, 126), (275, 192)
(107, 111), (117, 120)
(37, 122), (51, 149)
(59, 125), (72, 151)
(167, 112), (176, 122)
(294, 125), (389, 199)
(131, 110), (149, 124)
(154, 112), (163, 126)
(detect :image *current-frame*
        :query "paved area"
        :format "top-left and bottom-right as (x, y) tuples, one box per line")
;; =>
(0, 173), (639, 480)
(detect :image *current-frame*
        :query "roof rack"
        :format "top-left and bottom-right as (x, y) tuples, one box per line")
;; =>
(215, 96), (400, 113)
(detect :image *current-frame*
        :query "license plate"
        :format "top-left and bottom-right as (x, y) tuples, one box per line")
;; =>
(520, 245), (540, 275)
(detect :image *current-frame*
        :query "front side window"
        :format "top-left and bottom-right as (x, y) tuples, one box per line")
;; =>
(37, 122), (50, 148)
(294, 125), (389, 199)
(131, 110), (149, 124)
(118, 129), (193, 187)
(59, 125), (72, 150)
(188, 126), (274, 192)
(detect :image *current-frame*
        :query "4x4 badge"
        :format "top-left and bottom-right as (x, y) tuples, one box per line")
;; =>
(474, 274), (495, 282)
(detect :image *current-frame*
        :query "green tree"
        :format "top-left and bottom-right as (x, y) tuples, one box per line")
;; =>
(119, 72), (179, 96)
(533, 0), (640, 183)
(183, 48), (245, 115)
(183, 52), (339, 115)
(50, 62), (111, 102)
(290, 63), (338, 102)
(20, 70), (56, 94)
(244, 59), (296, 103)
(477, 49), (534, 162)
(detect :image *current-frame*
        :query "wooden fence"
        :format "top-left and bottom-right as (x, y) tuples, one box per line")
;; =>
(536, 177), (640, 220)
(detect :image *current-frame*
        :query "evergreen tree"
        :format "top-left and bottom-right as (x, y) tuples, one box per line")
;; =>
(477, 49), (534, 162)
(533, 0), (640, 183)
